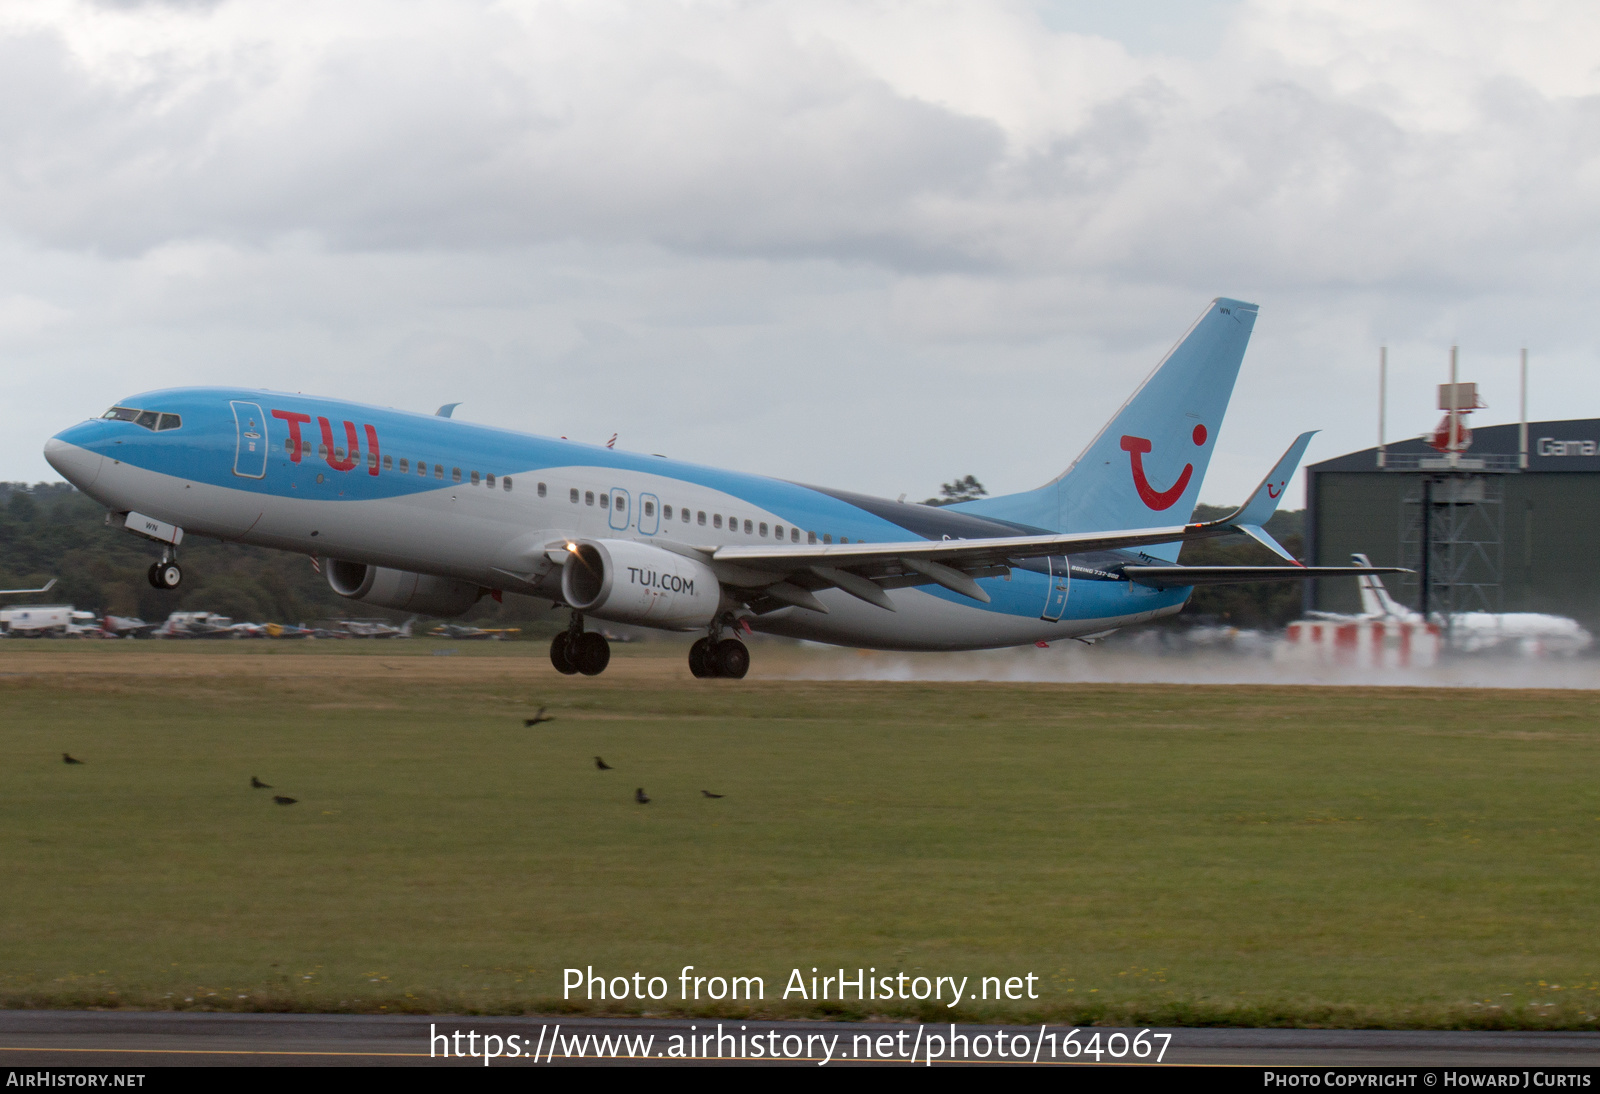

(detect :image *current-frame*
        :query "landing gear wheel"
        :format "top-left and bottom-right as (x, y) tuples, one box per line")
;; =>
(549, 632), (579, 675)
(572, 631), (611, 676)
(688, 637), (715, 678)
(712, 638), (749, 680)
(148, 562), (182, 590)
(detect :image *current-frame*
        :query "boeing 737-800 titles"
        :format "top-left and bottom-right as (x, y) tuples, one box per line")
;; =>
(43, 298), (1395, 679)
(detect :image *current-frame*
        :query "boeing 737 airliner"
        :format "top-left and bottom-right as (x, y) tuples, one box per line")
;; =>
(43, 298), (1395, 679)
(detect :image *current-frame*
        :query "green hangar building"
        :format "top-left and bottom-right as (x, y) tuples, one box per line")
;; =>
(1303, 419), (1600, 626)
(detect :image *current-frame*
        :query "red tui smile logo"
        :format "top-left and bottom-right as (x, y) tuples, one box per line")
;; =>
(1121, 425), (1206, 511)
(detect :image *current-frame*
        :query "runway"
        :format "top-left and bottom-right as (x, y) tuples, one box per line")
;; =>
(2, 1011), (1598, 1067)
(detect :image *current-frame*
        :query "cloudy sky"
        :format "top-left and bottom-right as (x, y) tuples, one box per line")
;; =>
(4, 0), (1599, 507)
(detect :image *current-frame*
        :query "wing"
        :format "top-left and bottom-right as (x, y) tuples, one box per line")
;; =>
(680, 433), (1356, 611)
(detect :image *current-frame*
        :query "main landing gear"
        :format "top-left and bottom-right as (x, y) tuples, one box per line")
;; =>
(146, 548), (182, 591)
(550, 612), (610, 676)
(688, 622), (749, 680)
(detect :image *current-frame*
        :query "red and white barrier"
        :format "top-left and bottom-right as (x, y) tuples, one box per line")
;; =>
(1278, 620), (1441, 668)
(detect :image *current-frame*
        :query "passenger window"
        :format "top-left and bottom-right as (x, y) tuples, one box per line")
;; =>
(773, 524), (782, 538)
(713, 514), (722, 529)
(808, 531), (817, 544)
(840, 536), (848, 544)
(319, 444), (329, 459)
(697, 511), (706, 526)
(507, 478), (516, 492)
(683, 508), (691, 522)
(284, 438), (295, 454)
(452, 467), (462, 483)
(615, 495), (626, 514)
(600, 493), (609, 509)
(434, 464), (443, 479)
(335, 448), (346, 461)
(759, 523), (768, 537)
(571, 488), (580, 503)
(471, 470), (480, 485)
(823, 534), (833, 544)
(791, 528), (800, 543)
(369, 452), (379, 470)
(644, 501), (655, 517)
(485, 473), (494, 488)
(399, 458), (409, 473)
(157, 413), (182, 431)
(585, 491), (594, 506)
(744, 519), (752, 534)
(135, 410), (160, 430)
(536, 482), (545, 497)
(662, 504), (672, 520)
(383, 454), (392, 470)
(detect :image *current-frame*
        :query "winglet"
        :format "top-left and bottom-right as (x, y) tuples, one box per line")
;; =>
(1227, 431), (1316, 528)
(436, 402), (462, 418)
(1182, 432), (1316, 562)
(0, 577), (57, 595)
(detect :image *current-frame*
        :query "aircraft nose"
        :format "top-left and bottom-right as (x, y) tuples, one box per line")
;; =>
(44, 433), (105, 490)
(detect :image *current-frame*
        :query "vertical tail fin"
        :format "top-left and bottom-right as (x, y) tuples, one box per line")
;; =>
(1351, 553), (1411, 619)
(952, 298), (1258, 560)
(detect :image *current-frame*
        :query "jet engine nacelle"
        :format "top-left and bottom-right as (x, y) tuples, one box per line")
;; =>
(560, 538), (722, 630)
(326, 559), (484, 617)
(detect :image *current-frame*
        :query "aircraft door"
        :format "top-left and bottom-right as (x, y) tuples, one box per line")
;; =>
(608, 489), (631, 531)
(1041, 556), (1070, 622)
(230, 401), (268, 479)
(639, 493), (660, 535)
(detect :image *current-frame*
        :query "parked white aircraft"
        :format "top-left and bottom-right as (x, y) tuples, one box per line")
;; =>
(1309, 554), (1593, 657)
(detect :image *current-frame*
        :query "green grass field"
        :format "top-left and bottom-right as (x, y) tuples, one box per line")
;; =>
(4, 640), (1600, 1027)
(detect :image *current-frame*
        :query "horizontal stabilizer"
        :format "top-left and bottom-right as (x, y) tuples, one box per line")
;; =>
(1123, 565), (1410, 589)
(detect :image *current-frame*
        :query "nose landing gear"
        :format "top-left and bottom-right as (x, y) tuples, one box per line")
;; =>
(551, 612), (610, 676)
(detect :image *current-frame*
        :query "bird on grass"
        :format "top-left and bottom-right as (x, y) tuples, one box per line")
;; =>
(62, 753), (84, 765)
(523, 708), (555, 727)
(635, 788), (650, 804)
(700, 790), (724, 799)
(251, 776), (273, 789)
(594, 756), (612, 770)
(272, 795), (298, 806)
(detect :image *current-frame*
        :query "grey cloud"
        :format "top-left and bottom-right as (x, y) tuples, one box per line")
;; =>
(0, 10), (1005, 267)
(5, 2), (1600, 303)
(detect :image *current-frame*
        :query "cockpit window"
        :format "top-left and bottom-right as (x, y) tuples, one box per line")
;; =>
(101, 406), (182, 431)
